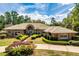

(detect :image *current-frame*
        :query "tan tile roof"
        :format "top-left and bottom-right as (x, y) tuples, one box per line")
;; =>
(4, 23), (49, 30)
(44, 26), (77, 33)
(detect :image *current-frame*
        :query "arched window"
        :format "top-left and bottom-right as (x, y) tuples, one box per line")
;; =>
(26, 24), (34, 35)
(27, 24), (34, 30)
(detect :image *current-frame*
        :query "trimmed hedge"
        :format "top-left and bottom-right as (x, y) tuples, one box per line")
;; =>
(31, 34), (41, 39)
(42, 38), (69, 45)
(0, 34), (7, 39)
(69, 40), (79, 46)
(73, 36), (79, 41)
(16, 34), (28, 40)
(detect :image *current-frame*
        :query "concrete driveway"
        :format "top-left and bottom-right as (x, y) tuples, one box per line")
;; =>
(0, 44), (79, 53)
(0, 46), (7, 53)
(35, 44), (79, 53)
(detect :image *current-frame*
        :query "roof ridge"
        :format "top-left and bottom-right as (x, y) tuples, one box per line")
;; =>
(45, 26), (77, 33)
(50, 26), (58, 33)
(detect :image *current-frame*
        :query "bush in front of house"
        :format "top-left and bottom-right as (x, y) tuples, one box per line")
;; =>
(68, 40), (79, 46)
(71, 41), (79, 46)
(6, 45), (34, 56)
(31, 34), (41, 39)
(42, 37), (69, 45)
(43, 35), (56, 41)
(0, 34), (7, 39)
(73, 35), (79, 41)
(16, 34), (28, 40)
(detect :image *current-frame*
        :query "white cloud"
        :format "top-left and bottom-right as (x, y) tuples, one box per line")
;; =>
(54, 5), (74, 20)
(35, 3), (48, 10)
(17, 4), (35, 14)
(61, 3), (72, 5)
(18, 10), (69, 24)
(18, 11), (51, 24)
(51, 4), (64, 11)
(17, 6), (26, 14)
(54, 13), (68, 21)
(69, 6), (74, 11)
(18, 3), (74, 24)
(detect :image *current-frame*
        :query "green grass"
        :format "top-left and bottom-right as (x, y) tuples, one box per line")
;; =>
(33, 37), (46, 44)
(0, 38), (19, 46)
(0, 52), (7, 56)
(1, 49), (79, 56)
(33, 49), (79, 56)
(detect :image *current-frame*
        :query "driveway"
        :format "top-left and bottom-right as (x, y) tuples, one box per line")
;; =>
(0, 44), (79, 53)
(35, 44), (79, 53)
(0, 46), (7, 53)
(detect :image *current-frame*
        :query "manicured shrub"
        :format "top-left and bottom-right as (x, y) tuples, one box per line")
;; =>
(16, 34), (28, 40)
(42, 37), (69, 45)
(0, 34), (7, 39)
(6, 45), (34, 56)
(73, 35), (79, 40)
(69, 40), (79, 46)
(43, 34), (55, 40)
(31, 34), (41, 39)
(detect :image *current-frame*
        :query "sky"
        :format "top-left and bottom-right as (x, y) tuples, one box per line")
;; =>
(0, 3), (75, 23)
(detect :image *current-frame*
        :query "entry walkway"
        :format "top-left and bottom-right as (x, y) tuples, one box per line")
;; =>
(0, 44), (79, 53)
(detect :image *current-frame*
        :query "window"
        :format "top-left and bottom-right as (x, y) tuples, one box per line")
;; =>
(15, 32), (20, 35)
(27, 25), (34, 30)
(15, 32), (17, 35)
(59, 34), (68, 39)
(60, 35), (67, 37)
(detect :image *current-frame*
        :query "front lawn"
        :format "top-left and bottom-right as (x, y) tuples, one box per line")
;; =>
(1, 49), (79, 56)
(33, 49), (79, 56)
(33, 37), (46, 44)
(0, 52), (7, 56)
(0, 38), (19, 46)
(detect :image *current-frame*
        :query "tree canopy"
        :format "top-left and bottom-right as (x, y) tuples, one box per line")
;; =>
(62, 3), (79, 31)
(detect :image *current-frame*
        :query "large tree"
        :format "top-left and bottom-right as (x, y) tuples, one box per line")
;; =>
(62, 3), (79, 30)
(17, 15), (24, 24)
(5, 12), (12, 24)
(0, 15), (5, 30)
(50, 17), (59, 26)
(24, 15), (31, 23)
(11, 11), (18, 25)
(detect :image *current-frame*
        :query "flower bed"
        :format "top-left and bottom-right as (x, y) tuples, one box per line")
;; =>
(5, 40), (36, 56)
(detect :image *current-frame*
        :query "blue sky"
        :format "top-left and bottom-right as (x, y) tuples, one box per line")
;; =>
(0, 3), (75, 23)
